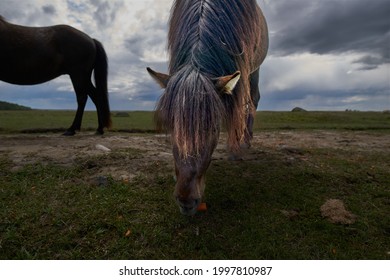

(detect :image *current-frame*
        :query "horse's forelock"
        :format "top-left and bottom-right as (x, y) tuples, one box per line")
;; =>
(155, 67), (224, 158)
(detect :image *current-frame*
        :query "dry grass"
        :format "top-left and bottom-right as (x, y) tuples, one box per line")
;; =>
(320, 199), (357, 225)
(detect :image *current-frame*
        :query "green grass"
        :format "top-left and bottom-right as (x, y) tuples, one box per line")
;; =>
(1, 139), (389, 259)
(255, 111), (390, 130)
(0, 110), (389, 133)
(0, 110), (156, 133)
(0, 111), (389, 259)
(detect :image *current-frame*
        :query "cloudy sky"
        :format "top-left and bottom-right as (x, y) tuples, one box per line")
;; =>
(0, 0), (389, 111)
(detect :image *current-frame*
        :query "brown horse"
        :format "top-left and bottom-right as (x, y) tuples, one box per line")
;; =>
(148, 0), (269, 215)
(0, 16), (111, 135)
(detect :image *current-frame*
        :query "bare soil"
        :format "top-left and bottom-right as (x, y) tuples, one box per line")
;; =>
(1, 130), (389, 180)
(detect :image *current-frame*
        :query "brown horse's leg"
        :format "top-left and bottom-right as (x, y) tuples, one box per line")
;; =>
(88, 87), (105, 135)
(63, 75), (88, 136)
(68, 73), (106, 136)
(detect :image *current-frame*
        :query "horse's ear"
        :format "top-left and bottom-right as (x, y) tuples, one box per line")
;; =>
(214, 71), (241, 95)
(147, 67), (170, 88)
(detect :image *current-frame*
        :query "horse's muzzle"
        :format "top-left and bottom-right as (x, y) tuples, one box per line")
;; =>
(177, 198), (201, 216)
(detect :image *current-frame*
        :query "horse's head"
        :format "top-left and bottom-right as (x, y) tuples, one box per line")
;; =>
(147, 67), (240, 215)
(172, 142), (214, 215)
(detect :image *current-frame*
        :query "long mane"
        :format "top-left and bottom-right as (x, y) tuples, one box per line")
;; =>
(168, 0), (262, 76)
(156, 0), (264, 157)
(156, 66), (224, 158)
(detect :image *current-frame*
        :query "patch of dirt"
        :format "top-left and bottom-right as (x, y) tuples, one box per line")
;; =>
(320, 199), (357, 225)
(0, 130), (389, 181)
(251, 130), (390, 152)
(0, 133), (173, 180)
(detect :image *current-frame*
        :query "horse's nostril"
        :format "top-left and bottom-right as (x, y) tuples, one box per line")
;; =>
(177, 198), (201, 216)
(194, 198), (201, 208)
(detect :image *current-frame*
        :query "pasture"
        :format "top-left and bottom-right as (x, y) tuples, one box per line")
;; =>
(0, 110), (389, 259)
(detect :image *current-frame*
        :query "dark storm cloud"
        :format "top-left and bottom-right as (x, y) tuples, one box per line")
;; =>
(353, 55), (385, 71)
(260, 86), (389, 111)
(1, 0), (388, 111)
(267, 0), (390, 69)
(0, 82), (77, 110)
(125, 32), (165, 58)
(42, 4), (56, 15)
(90, 0), (123, 28)
(123, 13), (168, 62)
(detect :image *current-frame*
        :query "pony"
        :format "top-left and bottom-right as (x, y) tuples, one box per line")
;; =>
(0, 16), (111, 135)
(147, 0), (268, 215)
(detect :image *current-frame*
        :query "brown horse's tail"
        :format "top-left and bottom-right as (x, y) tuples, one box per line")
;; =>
(93, 39), (112, 129)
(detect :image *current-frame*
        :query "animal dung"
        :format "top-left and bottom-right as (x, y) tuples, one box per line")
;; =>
(95, 144), (111, 152)
(320, 199), (357, 225)
(197, 202), (207, 212)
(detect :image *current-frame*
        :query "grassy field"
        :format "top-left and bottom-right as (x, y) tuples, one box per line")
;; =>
(0, 110), (156, 133)
(1, 110), (389, 133)
(0, 110), (389, 259)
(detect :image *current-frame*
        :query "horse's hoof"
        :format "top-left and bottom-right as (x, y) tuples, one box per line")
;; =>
(95, 130), (104, 135)
(63, 130), (76, 136)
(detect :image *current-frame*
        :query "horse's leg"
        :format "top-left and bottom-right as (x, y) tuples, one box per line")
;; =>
(243, 68), (260, 147)
(70, 72), (105, 135)
(87, 86), (105, 135)
(63, 75), (88, 136)
(72, 73), (105, 135)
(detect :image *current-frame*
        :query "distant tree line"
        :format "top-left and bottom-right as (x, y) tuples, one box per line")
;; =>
(0, 101), (32, 110)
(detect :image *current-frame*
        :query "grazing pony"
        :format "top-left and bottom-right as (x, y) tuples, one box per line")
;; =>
(0, 16), (111, 135)
(148, 0), (268, 215)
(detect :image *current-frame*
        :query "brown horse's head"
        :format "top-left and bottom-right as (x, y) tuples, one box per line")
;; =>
(147, 67), (240, 215)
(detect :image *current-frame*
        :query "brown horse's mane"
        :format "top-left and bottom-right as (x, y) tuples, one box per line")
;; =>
(156, 0), (264, 157)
